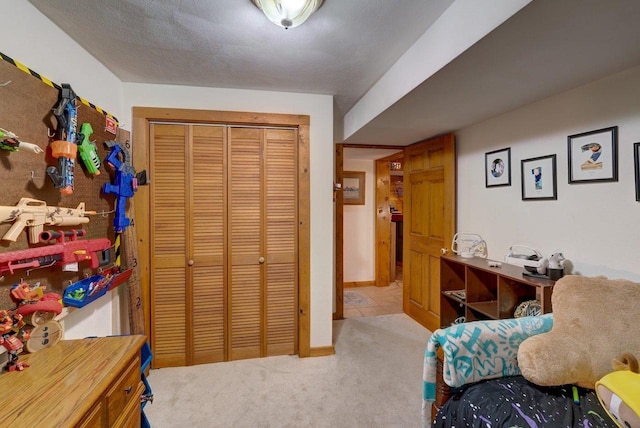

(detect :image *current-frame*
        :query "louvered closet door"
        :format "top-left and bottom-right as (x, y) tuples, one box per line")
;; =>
(191, 125), (226, 365)
(150, 124), (225, 367)
(150, 124), (188, 367)
(228, 128), (262, 360)
(264, 129), (298, 356)
(228, 128), (297, 360)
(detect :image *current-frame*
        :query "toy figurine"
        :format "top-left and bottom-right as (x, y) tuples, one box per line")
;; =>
(0, 310), (30, 372)
(66, 287), (86, 301)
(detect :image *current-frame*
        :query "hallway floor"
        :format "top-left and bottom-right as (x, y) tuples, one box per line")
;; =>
(344, 266), (403, 318)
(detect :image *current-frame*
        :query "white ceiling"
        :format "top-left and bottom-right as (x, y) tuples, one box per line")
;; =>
(344, 0), (640, 146)
(26, 0), (453, 116)
(27, 0), (640, 151)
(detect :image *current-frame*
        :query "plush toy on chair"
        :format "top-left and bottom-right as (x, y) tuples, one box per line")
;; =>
(596, 353), (640, 428)
(518, 275), (640, 389)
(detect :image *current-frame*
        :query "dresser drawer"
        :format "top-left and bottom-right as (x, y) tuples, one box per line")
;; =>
(113, 380), (145, 428)
(106, 355), (141, 426)
(77, 400), (104, 428)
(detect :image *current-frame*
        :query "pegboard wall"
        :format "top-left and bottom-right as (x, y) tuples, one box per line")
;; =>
(0, 52), (126, 311)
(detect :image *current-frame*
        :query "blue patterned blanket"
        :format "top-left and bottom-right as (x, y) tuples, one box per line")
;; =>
(423, 314), (553, 403)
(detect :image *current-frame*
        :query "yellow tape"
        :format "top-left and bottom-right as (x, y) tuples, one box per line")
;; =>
(0, 51), (119, 125)
(114, 233), (121, 267)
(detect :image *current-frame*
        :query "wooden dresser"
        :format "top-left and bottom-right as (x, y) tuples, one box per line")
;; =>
(0, 335), (146, 427)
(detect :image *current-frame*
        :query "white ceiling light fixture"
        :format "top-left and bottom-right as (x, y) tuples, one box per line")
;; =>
(252, 0), (324, 29)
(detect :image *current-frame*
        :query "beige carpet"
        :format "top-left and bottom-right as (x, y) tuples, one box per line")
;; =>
(144, 313), (432, 427)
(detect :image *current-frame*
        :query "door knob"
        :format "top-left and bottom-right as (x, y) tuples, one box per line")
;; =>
(258, 256), (265, 264)
(440, 248), (449, 255)
(188, 260), (194, 266)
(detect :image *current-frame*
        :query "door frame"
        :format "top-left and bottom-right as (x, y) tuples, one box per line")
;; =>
(335, 144), (406, 320)
(334, 144), (344, 320)
(132, 107), (311, 357)
(375, 151), (404, 287)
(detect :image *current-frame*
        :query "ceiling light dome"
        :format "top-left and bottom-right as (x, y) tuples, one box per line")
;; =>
(252, 0), (324, 29)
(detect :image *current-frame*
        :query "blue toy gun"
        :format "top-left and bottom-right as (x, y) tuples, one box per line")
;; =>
(46, 84), (78, 195)
(102, 141), (148, 233)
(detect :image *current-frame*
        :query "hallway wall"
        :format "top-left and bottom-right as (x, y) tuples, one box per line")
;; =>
(343, 159), (376, 283)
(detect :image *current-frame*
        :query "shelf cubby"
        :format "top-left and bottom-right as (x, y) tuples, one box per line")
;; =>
(440, 255), (556, 328)
(440, 258), (466, 292)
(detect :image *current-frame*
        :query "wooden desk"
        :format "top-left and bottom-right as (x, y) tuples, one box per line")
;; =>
(0, 335), (146, 427)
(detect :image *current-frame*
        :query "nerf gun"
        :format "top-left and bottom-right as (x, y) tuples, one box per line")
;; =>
(102, 141), (148, 233)
(0, 229), (111, 276)
(46, 83), (78, 195)
(0, 197), (95, 243)
(10, 282), (63, 323)
(0, 128), (43, 154)
(77, 122), (101, 176)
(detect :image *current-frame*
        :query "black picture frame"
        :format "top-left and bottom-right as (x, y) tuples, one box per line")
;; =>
(485, 147), (511, 187)
(521, 154), (557, 201)
(568, 126), (618, 184)
(635, 142), (640, 202)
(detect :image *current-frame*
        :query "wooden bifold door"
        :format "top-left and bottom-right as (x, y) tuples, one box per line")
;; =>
(150, 123), (298, 367)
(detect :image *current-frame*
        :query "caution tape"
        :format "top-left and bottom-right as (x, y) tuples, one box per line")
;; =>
(114, 233), (122, 267)
(0, 51), (119, 125)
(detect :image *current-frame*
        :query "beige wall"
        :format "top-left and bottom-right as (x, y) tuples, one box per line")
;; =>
(343, 159), (376, 283)
(457, 66), (640, 281)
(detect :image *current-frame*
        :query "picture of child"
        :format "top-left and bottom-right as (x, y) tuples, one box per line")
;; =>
(581, 142), (603, 170)
(531, 167), (542, 190)
(491, 158), (505, 178)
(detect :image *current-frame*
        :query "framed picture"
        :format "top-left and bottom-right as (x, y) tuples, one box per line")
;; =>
(343, 171), (365, 205)
(635, 142), (640, 202)
(485, 147), (511, 187)
(521, 154), (557, 201)
(568, 126), (618, 183)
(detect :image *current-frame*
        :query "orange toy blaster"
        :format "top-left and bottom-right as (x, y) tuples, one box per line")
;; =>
(0, 198), (95, 243)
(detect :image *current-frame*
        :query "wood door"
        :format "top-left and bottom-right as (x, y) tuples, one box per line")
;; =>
(375, 151), (403, 287)
(228, 127), (262, 360)
(191, 125), (226, 365)
(134, 107), (310, 361)
(403, 134), (456, 332)
(264, 129), (298, 357)
(149, 123), (188, 367)
(228, 127), (298, 360)
(375, 158), (392, 287)
(149, 124), (225, 367)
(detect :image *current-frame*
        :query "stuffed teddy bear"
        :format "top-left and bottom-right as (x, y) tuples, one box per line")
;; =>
(517, 275), (640, 389)
(596, 353), (640, 428)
